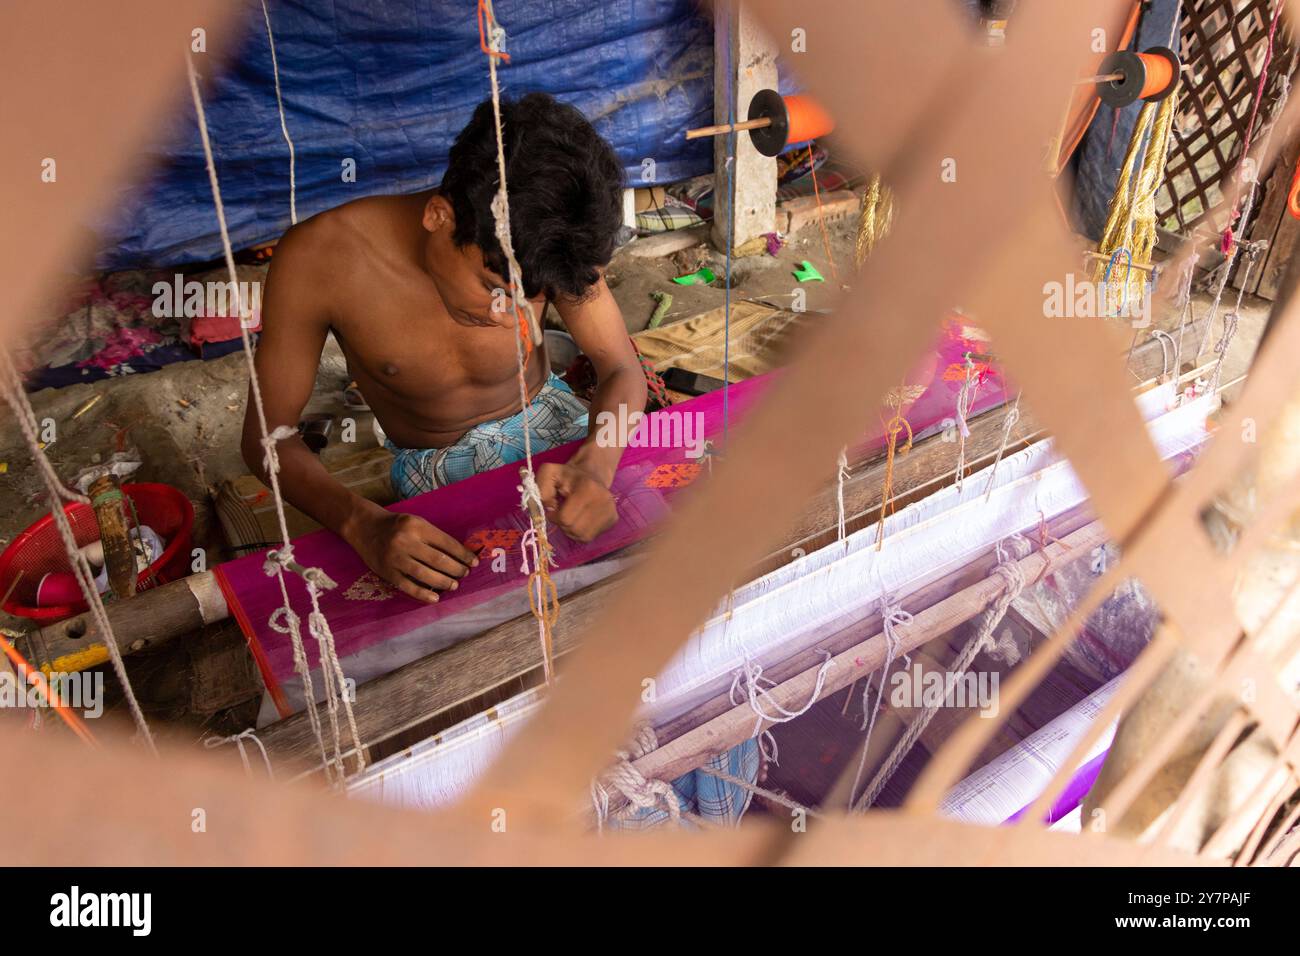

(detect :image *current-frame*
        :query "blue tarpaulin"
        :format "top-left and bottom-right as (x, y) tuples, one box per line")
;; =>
(97, 0), (715, 270)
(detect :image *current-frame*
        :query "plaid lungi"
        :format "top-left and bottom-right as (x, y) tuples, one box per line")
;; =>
(610, 737), (761, 830)
(386, 373), (590, 499)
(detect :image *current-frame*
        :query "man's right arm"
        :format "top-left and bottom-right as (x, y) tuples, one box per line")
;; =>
(240, 224), (476, 604)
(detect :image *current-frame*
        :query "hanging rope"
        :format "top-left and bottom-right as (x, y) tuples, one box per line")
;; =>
(730, 651), (835, 766)
(479, 1), (560, 683)
(1223, 0), (1286, 252)
(590, 725), (681, 830)
(260, 0), (297, 225)
(982, 390), (1022, 501)
(847, 598), (911, 808)
(203, 727), (275, 778)
(186, 53), (361, 782)
(835, 447), (850, 546)
(807, 143), (838, 280)
(854, 538), (1028, 812)
(953, 353), (979, 492)
(696, 764), (824, 820)
(0, 352), (155, 752)
(1198, 54), (1291, 360)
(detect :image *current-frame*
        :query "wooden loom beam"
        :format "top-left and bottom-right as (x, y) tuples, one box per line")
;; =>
(596, 519), (1111, 816)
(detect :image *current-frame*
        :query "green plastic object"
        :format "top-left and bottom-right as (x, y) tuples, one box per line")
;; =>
(672, 266), (716, 286)
(647, 291), (673, 329)
(793, 260), (824, 283)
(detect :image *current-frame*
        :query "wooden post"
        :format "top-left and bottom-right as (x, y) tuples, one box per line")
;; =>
(87, 474), (136, 600)
(712, 3), (778, 253)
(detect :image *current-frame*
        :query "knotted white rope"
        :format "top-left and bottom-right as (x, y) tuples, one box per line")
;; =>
(203, 727), (275, 779)
(481, 3), (562, 681)
(695, 763), (824, 820)
(954, 353), (978, 492)
(187, 52), (357, 782)
(982, 390), (1021, 501)
(259, 0), (297, 225)
(0, 351), (156, 752)
(854, 536), (1028, 812)
(729, 651), (835, 765)
(590, 725), (681, 831)
(847, 598), (911, 808)
(835, 447), (850, 546)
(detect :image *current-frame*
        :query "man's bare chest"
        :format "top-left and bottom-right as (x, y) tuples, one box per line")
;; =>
(335, 304), (520, 396)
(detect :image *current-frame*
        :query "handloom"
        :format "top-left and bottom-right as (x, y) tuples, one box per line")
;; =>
(11, 0), (1300, 869)
(345, 382), (1213, 815)
(217, 317), (1006, 717)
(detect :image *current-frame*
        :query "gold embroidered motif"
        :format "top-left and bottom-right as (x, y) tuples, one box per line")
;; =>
(344, 572), (396, 602)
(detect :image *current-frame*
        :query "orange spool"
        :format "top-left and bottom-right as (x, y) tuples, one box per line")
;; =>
(1097, 46), (1179, 108)
(783, 95), (835, 145)
(1136, 51), (1176, 99)
(747, 89), (835, 156)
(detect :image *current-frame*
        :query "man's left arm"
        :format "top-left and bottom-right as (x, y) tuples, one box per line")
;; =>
(537, 277), (647, 541)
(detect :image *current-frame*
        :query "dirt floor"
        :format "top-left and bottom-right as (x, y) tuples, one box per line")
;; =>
(0, 209), (1277, 740)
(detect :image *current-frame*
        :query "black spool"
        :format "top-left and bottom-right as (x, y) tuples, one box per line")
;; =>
(746, 88), (789, 157)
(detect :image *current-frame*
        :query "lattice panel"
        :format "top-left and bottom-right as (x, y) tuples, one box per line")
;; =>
(1159, 0), (1297, 236)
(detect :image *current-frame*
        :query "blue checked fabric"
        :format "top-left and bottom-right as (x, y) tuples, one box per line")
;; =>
(386, 373), (590, 499)
(610, 737), (761, 830)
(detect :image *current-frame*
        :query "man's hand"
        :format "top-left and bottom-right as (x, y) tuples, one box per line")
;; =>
(343, 509), (478, 604)
(535, 460), (618, 543)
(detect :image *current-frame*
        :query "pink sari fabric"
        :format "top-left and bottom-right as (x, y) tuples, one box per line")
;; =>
(217, 317), (1004, 715)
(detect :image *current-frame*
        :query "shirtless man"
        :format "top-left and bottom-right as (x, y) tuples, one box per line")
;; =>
(241, 93), (646, 605)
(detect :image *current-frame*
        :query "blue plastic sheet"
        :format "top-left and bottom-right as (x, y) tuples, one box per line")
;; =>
(97, 0), (715, 270)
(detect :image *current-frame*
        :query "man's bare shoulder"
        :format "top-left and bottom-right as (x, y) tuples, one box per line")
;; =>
(273, 195), (399, 266)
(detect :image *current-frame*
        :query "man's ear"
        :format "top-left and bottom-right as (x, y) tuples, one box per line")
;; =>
(423, 194), (453, 233)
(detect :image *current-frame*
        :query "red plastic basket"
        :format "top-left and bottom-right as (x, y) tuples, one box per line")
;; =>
(0, 482), (195, 624)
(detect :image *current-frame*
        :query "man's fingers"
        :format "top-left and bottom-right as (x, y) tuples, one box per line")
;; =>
(393, 574), (439, 605)
(411, 540), (472, 580)
(418, 522), (478, 567)
(399, 556), (459, 594)
(535, 463), (571, 509)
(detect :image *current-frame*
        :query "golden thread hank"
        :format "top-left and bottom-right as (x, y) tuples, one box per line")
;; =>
(855, 172), (895, 268)
(875, 408), (913, 552)
(1091, 84), (1179, 314)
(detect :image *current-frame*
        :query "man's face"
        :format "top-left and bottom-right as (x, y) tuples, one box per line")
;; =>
(422, 195), (539, 330)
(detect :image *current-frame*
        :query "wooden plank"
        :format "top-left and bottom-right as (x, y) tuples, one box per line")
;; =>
(1239, 130), (1300, 299)
(23, 570), (224, 675)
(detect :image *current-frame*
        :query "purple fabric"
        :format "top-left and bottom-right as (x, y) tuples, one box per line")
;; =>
(1006, 749), (1110, 826)
(217, 320), (1006, 712)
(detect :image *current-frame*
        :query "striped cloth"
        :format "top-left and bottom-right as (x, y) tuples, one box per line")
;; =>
(610, 738), (761, 830)
(386, 373), (589, 499)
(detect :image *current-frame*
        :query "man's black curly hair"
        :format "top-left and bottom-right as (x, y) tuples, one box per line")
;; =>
(440, 92), (625, 301)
